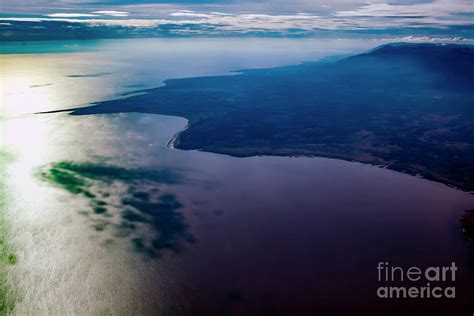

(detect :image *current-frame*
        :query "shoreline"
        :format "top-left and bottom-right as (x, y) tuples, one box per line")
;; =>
(37, 108), (474, 194)
(166, 121), (189, 150)
(162, 118), (472, 194)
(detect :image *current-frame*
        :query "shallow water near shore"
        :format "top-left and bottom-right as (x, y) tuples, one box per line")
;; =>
(1, 38), (474, 314)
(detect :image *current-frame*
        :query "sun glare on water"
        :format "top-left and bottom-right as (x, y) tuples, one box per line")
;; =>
(0, 54), (167, 315)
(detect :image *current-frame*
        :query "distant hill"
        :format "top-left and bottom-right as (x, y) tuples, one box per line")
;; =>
(62, 43), (474, 191)
(341, 43), (474, 89)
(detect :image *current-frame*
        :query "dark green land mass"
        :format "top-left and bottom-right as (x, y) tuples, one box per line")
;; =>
(57, 43), (474, 191)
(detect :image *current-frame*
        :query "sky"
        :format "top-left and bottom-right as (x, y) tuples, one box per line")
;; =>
(0, 0), (473, 38)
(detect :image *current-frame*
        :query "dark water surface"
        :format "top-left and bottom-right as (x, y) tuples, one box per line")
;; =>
(156, 145), (474, 315)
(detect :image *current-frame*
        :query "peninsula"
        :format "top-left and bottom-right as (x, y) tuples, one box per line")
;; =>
(54, 43), (474, 191)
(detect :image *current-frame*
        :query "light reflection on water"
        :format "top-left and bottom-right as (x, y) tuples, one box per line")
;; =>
(1, 38), (377, 117)
(1, 38), (474, 314)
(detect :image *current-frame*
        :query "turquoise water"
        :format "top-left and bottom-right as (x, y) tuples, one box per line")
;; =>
(1, 38), (473, 315)
(0, 39), (104, 54)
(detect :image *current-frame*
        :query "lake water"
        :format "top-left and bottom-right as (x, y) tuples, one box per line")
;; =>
(1, 38), (473, 315)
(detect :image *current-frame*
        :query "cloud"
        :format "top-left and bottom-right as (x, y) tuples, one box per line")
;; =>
(45, 13), (100, 18)
(210, 12), (233, 16)
(170, 11), (214, 18)
(386, 35), (468, 42)
(2, 0), (473, 38)
(335, 0), (473, 18)
(45, 10), (129, 18)
(2, 16), (473, 42)
(330, 0), (474, 31)
(93, 10), (129, 17)
(7, 8), (473, 32)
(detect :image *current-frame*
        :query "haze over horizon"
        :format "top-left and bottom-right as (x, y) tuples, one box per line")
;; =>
(1, 0), (473, 40)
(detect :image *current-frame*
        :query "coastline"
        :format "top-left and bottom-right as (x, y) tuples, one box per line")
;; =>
(37, 43), (474, 193)
(166, 121), (189, 150)
(161, 117), (472, 194)
(37, 107), (474, 194)
(39, 108), (472, 194)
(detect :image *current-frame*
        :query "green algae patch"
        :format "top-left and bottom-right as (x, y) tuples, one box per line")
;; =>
(92, 221), (109, 232)
(37, 161), (180, 200)
(38, 164), (91, 196)
(93, 206), (107, 215)
(37, 161), (194, 259)
(6, 255), (16, 265)
(47, 161), (181, 185)
(102, 239), (114, 248)
(78, 210), (90, 217)
(0, 149), (17, 314)
(0, 222), (16, 314)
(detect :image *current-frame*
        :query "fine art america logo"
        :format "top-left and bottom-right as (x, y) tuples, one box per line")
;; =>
(377, 262), (457, 299)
